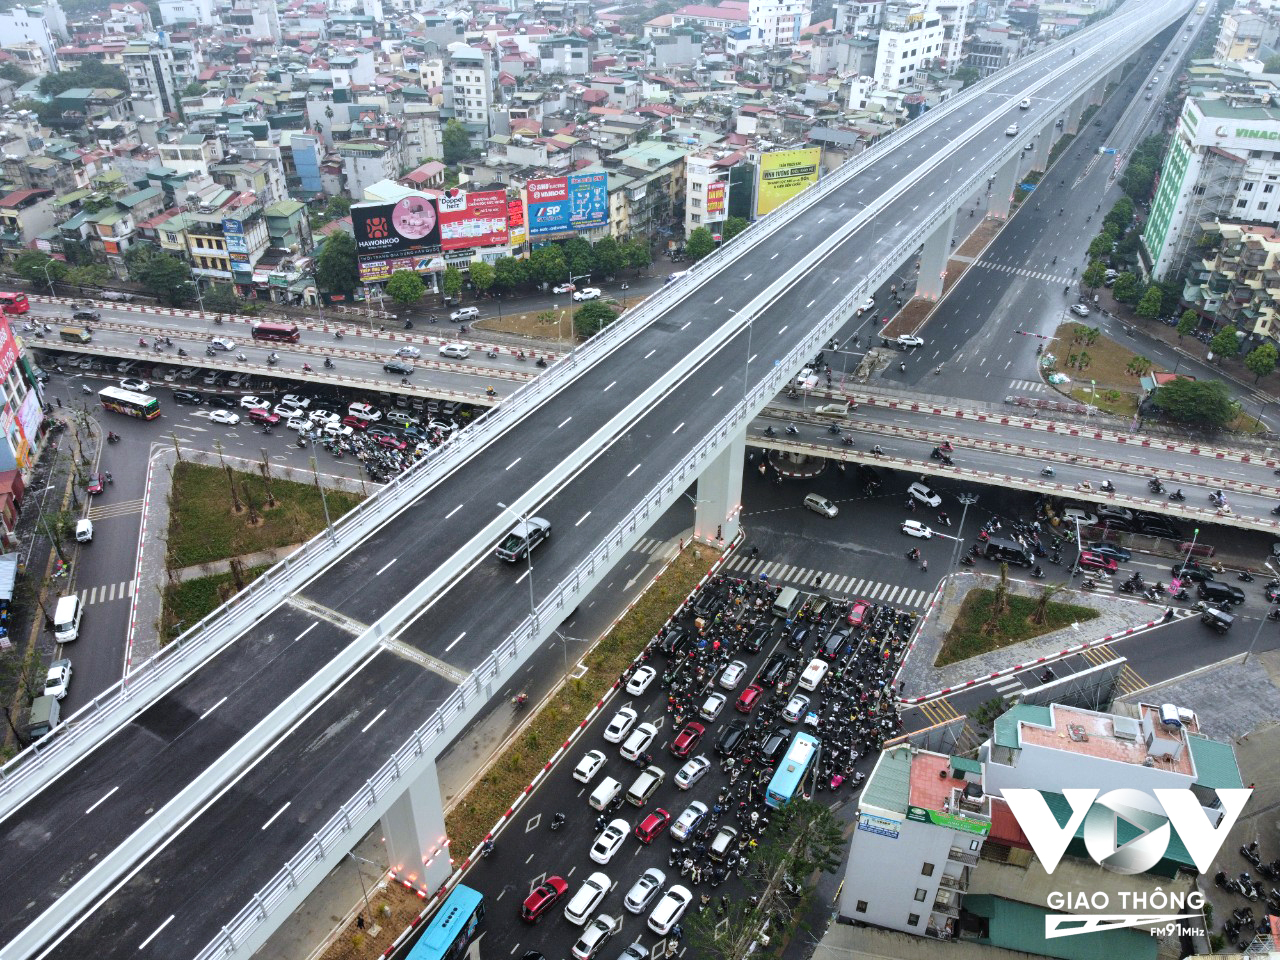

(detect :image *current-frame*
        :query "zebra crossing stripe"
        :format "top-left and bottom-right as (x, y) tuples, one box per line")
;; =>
(796, 569), (814, 585)
(831, 575), (849, 593)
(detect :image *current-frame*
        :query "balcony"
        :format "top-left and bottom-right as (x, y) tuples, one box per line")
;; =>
(947, 846), (979, 866)
(932, 898), (961, 920)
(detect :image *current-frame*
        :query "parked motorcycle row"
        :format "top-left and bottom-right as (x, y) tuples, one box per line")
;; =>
(309, 415), (465, 483)
(1215, 840), (1280, 949)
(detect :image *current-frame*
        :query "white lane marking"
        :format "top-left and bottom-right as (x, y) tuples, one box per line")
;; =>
(506, 457), (522, 470)
(644, 349), (655, 359)
(446, 504), (463, 518)
(747, 354), (757, 364)
(200, 696), (227, 721)
(85, 786), (119, 815)
(516, 568), (530, 584)
(361, 708), (387, 733)
(138, 915), (175, 951)
(743, 273), (753, 280)
(576, 512), (592, 527)
(558, 417), (573, 428)
(712, 385), (723, 396)
(714, 296), (723, 304)
(295, 623), (317, 643)
(806, 300), (815, 308)
(627, 464), (641, 477)
(446, 631), (466, 652)
(376, 558), (397, 576)
(673, 422), (685, 434)
(778, 326), (788, 335)
(604, 381), (616, 391)
(680, 321), (691, 330)
(261, 802), (291, 831)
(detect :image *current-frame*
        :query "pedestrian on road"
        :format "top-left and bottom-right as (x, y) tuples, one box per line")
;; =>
(55, 397), (61, 408)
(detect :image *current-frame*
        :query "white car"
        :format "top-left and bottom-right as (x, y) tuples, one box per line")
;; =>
(395, 346), (421, 359)
(1006, 122), (1019, 136)
(274, 403), (301, 418)
(603, 706), (639, 743)
(856, 296), (875, 314)
(282, 394), (310, 409)
(323, 422), (354, 439)
(552, 283), (576, 294)
(624, 868), (667, 913)
(209, 410), (240, 425)
(908, 481), (942, 507)
(674, 755), (711, 790)
(620, 722), (658, 762)
(814, 402), (851, 416)
(240, 395), (267, 409)
(590, 818), (630, 864)
(119, 377), (149, 392)
(901, 520), (933, 539)
(209, 336), (235, 351)
(718, 660), (747, 689)
(625, 665), (657, 695)
(896, 334), (924, 349)
(1070, 303), (1090, 317)
(309, 409), (339, 426)
(698, 691), (726, 721)
(571, 914), (621, 960)
(573, 287), (602, 302)
(565, 872), (611, 925)
(1019, 96), (1032, 109)
(439, 342), (470, 359)
(670, 802), (708, 842)
(286, 416), (310, 432)
(44, 659), (71, 699)
(803, 493), (838, 518)
(574, 749), (607, 784)
(782, 693), (810, 723)
(648, 885), (693, 935)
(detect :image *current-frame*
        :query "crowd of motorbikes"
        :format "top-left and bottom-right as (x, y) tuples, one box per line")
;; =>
(300, 415), (463, 483)
(1215, 840), (1280, 948)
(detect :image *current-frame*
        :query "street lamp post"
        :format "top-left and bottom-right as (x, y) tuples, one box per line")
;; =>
(309, 457), (336, 545)
(948, 493), (979, 569)
(40, 260), (55, 298)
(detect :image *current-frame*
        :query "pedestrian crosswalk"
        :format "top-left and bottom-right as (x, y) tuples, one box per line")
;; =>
(916, 697), (962, 726)
(1079, 645), (1148, 694)
(1008, 378), (1046, 394)
(78, 579), (135, 606)
(88, 498), (144, 521)
(721, 554), (932, 608)
(979, 261), (1073, 285)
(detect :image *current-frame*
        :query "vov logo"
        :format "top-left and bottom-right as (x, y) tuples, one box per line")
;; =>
(1003, 787), (1251, 875)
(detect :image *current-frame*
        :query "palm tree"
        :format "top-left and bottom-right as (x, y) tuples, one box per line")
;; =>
(1031, 583), (1063, 625)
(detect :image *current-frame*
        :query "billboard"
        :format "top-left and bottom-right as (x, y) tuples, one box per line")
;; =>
(223, 217), (249, 255)
(352, 195), (442, 259)
(706, 181), (727, 218)
(755, 148), (821, 217)
(438, 189), (509, 252)
(508, 198), (526, 247)
(526, 172), (608, 237)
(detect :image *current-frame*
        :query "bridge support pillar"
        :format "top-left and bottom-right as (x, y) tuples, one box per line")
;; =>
(1029, 128), (1052, 174)
(1064, 99), (1084, 136)
(694, 431), (745, 547)
(1088, 79), (1105, 108)
(915, 210), (956, 301)
(381, 759), (451, 893)
(984, 152), (1020, 222)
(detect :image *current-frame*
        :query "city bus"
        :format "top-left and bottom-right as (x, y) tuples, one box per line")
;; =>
(251, 320), (301, 343)
(765, 732), (820, 808)
(405, 884), (485, 960)
(98, 386), (160, 420)
(0, 292), (30, 314)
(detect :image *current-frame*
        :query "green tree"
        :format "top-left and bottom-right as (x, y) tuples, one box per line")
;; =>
(723, 216), (749, 241)
(1150, 378), (1237, 429)
(1177, 310), (1198, 340)
(385, 269), (425, 308)
(493, 255), (529, 291)
(469, 260), (495, 295)
(182, 81), (207, 97)
(13, 251), (66, 289)
(137, 253), (193, 306)
(529, 244), (567, 286)
(1087, 234), (1114, 260)
(0, 62), (29, 84)
(325, 195), (352, 219)
(591, 236), (625, 277)
(1156, 277), (1182, 317)
(1112, 272), (1139, 304)
(1136, 284), (1162, 320)
(685, 226), (716, 261)
(39, 61), (127, 98)
(202, 283), (241, 314)
(1245, 342), (1278, 383)
(441, 265), (463, 302)
(1209, 323), (1240, 360)
(1121, 158), (1158, 204)
(1082, 259), (1107, 290)
(442, 119), (471, 166)
(1267, 55), (1280, 73)
(573, 300), (620, 338)
(1101, 196), (1135, 237)
(65, 263), (110, 289)
(563, 236), (595, 280)
(625, 238), (651, 271)
(953, 65), (980, 88)
(314, 231), (359, 298)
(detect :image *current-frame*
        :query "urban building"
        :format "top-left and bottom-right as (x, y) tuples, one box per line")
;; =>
(0, 1), (65, 69)
(122, 39), (181, 121)
(1182, 221), (1280, 346)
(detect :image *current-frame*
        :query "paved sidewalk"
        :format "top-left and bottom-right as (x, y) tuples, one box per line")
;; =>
(169, 544), (308, 584)
(896, 570), (1169, 698)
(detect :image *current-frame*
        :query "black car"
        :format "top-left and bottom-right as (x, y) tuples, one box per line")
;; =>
(757, 726), (789, 766)
(1171, 564), (1214, 584)
(383, 359), (414, 376)
(1087, 542), (1131, 562)
(741, 624), (770, 654)
(1198, 581), (1245, 605)
(715, 719), (749, 757)
(205, 395), (238, 409)
(1139, 520), (1182, 539)
(72, 309), (100, 322)
(657, 625), (690, 657)
(757, 653), (788, 688)
(820, 627), (852, 662)
(367, 426), (395, 439)
(1095, 511), (1135, 532)
(690, 591), (722, 619)
(172, 390), (202, 405)
(786, 624), (809, 650)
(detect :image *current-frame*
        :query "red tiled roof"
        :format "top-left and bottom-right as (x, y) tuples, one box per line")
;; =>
(673, 3), (748, 20)
(0, 188), (50, 208)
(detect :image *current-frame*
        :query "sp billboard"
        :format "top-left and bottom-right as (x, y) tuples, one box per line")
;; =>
(526, 172), (609, 237)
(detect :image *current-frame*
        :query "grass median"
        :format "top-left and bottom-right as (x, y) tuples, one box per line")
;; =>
(938, 586), (1099, 666)
(161, 565), (268, 644)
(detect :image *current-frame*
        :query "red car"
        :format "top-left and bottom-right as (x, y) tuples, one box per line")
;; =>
(376, 434), (407, 451)
(635, 808), (671, 844)
(248, 407), (280, 426)
(736, 684), (764, 713)
(341, 415), (370, 431)
(86, 473), (104, 495)
(1078, 550), (1118, 574)
(671, 721), (705, 757)
(846, 602), (869, 627)
(521, 875), (568, 922)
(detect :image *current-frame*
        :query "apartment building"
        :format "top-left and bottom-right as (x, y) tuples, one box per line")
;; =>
(123, 40), (181, 120)
(0, 1), (65, 69)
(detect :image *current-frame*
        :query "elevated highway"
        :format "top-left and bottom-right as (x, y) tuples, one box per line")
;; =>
(0, 6), (1195, 959)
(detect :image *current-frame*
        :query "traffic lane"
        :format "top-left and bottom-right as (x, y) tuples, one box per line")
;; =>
(60, 511), (136, 708)
(50, 647), (459, 959)
(0, 606), (347, 943)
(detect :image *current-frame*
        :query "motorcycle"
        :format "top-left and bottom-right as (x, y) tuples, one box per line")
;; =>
(512, 693), (528, 706)
(1169, 489), (1185, 501)
(535, 356), (548, 367)
(334, 330), (343, 339)
(550, 812), (566, 831)
(785, 424), (799, 436)
(106, 432), (120, 444)
(323, 358), (334, 369)
(841, 434), (854, 446)
(177, 348), (188, 357)
(1148, 478), (1164, 494)
(1041, 466), (1055, 477)
(1239, 570), (1256, 583)
(236, 352), (247, 361)
(960, 555), (975, 567)
(486, 350), (498, 359)
(266, 354), (278, 366)
(1099, 480), (1115, 493)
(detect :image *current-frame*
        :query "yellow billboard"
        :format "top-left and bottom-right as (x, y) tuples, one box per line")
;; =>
(756, 148), (822, 216)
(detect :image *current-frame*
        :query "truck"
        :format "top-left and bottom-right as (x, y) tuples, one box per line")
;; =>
(59, 326), (92, 343)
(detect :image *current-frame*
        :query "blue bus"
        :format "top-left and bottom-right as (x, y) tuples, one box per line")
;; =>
(765, 732), (820, 808)
(405, 884), (485, 960)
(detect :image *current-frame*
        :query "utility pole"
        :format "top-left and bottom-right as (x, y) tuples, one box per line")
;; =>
(948, 493), (979, 569)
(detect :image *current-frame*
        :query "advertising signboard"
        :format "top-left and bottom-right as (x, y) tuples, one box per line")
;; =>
(438, 189), (509, 251)
(507, 198), (526, 246)
(0, 315), (19, 380)
(755, 148), (821, 216)
(222, 217), (249, 255)
(352, 195), (442, 259)
(706, 181), (727, 218)
(526, 172), (609, 237)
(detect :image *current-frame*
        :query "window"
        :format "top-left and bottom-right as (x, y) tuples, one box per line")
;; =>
(970, 838), (981, 851)
(1266, 183), (1274, 193)
(1245, 182), (1255, 191)
(921, 863), (935, 876)
(165, 232), (178, 243)
(1238, 199), (1248, 208)
(691, 213), (701, 223)
(908, 913), (920, 926)
(914, 888), (927, 902)
(856, 900), (867, 913)
(1261, 203), (1269, 211)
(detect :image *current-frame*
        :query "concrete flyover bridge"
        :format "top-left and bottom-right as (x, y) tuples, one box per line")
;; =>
(0, 5), (1193, 959)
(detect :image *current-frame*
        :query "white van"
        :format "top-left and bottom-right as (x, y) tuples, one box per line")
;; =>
(771, 586), (803, 619)
(589, 776), (621, 811)
(53, 595), (81, 643)
(798, 658), (829, 692)
(75, 518), (93, 543)
(626, 766), (665, 806)
(565, 871), (611, 925)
